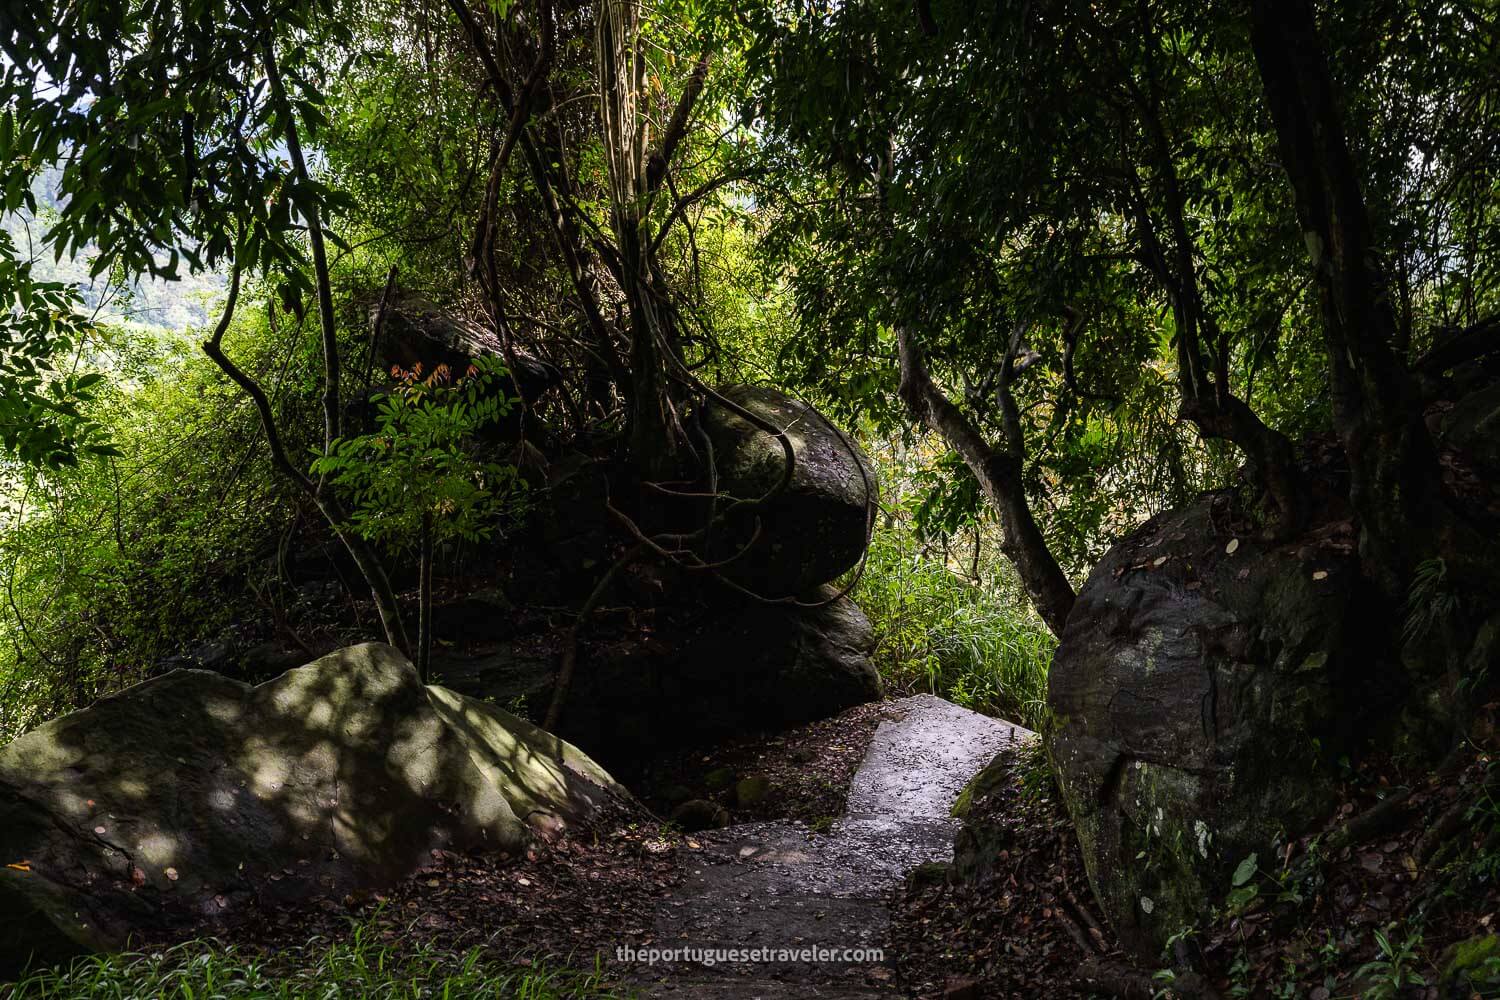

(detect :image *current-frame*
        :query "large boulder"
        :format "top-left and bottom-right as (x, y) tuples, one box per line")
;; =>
(702, 385), (877, 598)
(374, 298), (559, 401)
(1442, 379), (1500, 480)
(419, 590), (885, 772)
(0, 644), (625, 977)
(1047, 492), (1372, 957)
(542, 584), (882, 770)
(504, 452), (618, 605)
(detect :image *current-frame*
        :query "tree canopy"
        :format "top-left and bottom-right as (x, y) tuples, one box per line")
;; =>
(0, 0), (1497, 674)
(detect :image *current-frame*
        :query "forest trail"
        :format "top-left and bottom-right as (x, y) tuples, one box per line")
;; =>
(630, 695), (1035, 998)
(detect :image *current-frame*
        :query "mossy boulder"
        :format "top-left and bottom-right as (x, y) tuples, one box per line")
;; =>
(1439, 933), (1500, 993)
(375, 299), (558, 406)
(0, 644), (625, 978)
(950, 754), (1024, 883)
(1442, 380), (1500, 480)
(952, 754), (1014, 821)
(905, 860), (953, 891)
(1047, 492), (1374, 957)
(735, 774), (774, 808)
(702, 385), (876, 598)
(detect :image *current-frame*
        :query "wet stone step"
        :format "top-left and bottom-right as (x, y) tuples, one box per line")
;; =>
(629, 695), (1037, 998)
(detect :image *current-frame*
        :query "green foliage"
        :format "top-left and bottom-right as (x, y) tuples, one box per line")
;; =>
(1226, 852), (1261, 914)
(1015, 737), (1056, 805)
(7, 924), (633, 999)
(0, 230), (115, 467)
(742, 0), (1308, 567)
(1, 0), (354, 290)
(1354, 925), (1428, 1000)
(852, 461), (1056, 730)
(0, 0), (364, 490)
(311, 358), (525, 551)
(1451, 753), (1500, 891)
(0, 318), (298, 744)
(741, 0), (1500, 608)
(1403, 557), (1460, 648)
(855, 527), (1054, 731)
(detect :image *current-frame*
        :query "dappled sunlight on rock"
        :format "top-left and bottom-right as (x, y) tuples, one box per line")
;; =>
(0, 643), (628, 978)
(115, 776), (151, 800)
(133, 832), (179, 869)
(202, 694), (244, 725)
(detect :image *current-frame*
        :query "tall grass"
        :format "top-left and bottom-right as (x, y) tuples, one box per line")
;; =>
(6, 922), (634, 1000)
(853, 527), (1056, 731)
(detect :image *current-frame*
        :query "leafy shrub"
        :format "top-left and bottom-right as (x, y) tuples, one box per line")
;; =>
(0, 321), (298, 742)
(0, 230), (117, 469)
(853, 522), (1055, 730)
(311, 357), (525, 557)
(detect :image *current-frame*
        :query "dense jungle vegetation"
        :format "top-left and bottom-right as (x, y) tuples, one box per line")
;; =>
(1, 0), (1499, 996)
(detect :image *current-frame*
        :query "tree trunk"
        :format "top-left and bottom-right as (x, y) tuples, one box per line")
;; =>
(897, 327), (1076, 636)
(1249, 0), (1441, 592)
(418, 511), (433, 684)
(1178, 392), (1304, 537)
(203, 263), (412, 656)
(597, 0), (681, 483)
(1119, 99), (1305, 537)
(619, 225), (679, 482)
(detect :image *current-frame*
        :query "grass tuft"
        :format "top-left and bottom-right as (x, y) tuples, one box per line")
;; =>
(853, 528), (1056, 731)
(7, 921), (634, 1000)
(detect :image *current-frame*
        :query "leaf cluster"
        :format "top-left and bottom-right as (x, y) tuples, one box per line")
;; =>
(310, 356), (526, 548)
(0, 230), (116, 467)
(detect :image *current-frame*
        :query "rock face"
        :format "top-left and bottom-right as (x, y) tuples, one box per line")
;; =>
(505, 452), (617, 604)
(375, 299), (558, 400)
(1443, 380), (1500, 479)
(1047, 493), (1371, 957)
(461, 387), (882, 765)
(0, 644), (625, 977)
(548, 584), (882, 769)
(702, 385), (877, 598)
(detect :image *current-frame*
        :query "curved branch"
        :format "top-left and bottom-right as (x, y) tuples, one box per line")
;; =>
(646, 51), (711, 196)
(202, 261), (411, 657)
(1413, 315), (1500, 377)
(897, 326), (1075, 635)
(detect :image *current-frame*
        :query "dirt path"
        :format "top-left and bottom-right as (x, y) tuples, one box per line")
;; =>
(629, 695), (1035, 998)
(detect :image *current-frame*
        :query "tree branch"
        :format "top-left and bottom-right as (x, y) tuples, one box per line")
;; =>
(264, 35), (341, 449)
(646, 51), (711, 195)
(897, 326), (1076, 635)
(203, 260), (412, 656)
(1413, 315), (1500, 377)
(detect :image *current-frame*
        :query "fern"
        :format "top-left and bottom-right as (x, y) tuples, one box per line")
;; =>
(1402, 558), (1458, 648)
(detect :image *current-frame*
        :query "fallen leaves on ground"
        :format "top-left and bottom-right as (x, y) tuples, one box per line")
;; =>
(638, 699), (901, 829)
(890, 753), (1114, 999)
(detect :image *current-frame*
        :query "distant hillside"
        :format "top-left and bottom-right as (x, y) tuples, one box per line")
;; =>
(6, 166), (224, 333)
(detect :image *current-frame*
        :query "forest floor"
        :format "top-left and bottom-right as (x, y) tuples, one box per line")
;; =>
(890, 745), (1122, 1000)
(893, 734), (1500, 1000)
(123, 574), (1500, 998)
(127, 694), (1038, 998)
